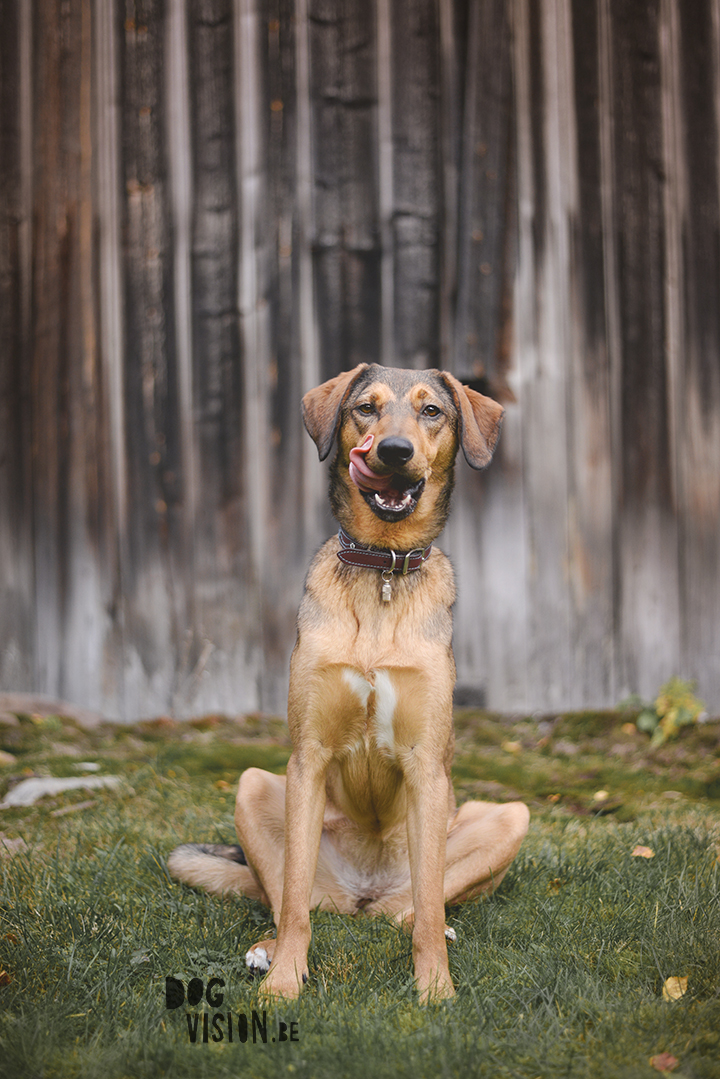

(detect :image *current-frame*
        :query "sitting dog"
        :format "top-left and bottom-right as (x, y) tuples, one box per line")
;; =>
(169, 364), (529, 1001)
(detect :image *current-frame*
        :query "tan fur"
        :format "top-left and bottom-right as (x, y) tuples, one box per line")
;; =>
(169, 365), (529, 1003)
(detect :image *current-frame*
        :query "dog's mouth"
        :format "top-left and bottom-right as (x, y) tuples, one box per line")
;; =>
(361, 477), (426, 521)
(348, 435), (425, 521)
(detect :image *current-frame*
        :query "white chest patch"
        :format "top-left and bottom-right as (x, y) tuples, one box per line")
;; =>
(342, 668), (373, 709)
(342, 667), (397, 754)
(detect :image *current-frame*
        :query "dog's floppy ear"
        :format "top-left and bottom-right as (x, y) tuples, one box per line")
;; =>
(439, 371), (505, 469)
(302, 364), (369, 460)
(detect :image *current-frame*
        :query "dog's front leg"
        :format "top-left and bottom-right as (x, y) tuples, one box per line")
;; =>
(259, 748), (328, 999)
(405, 763), (455, 1002)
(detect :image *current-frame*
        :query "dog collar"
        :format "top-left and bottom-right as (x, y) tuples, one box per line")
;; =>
(336, 527), (432, 576)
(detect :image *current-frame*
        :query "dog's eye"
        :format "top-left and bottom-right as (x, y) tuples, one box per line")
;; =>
(422, 404), (442, 418)
(356, 403), (375, 416)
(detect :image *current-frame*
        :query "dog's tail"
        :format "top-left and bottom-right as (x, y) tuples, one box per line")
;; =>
(167, 843), (250, 897)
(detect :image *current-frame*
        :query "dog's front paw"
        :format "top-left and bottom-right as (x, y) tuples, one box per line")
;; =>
(258, 961), (308, 1000)
(416, 966), (455, 1003)
(245, 938), (276, 975)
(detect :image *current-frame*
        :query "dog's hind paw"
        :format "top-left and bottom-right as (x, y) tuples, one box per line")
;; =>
(444, 926), (457, 943)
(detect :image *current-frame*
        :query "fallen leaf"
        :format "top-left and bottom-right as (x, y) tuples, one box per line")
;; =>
(649, 1053), (679, 1072)
(593, 790), (609, 802)
(0, 971), (11, 987)
(662, 976), (688, 1002)
(631, 845), (655, 859)
(501, 741), (521, 754)
(547, 793), (561, 804)
(215, 779), (232, 791)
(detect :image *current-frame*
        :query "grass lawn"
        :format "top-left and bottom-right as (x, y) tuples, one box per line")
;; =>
(1, 706), (719, 1079)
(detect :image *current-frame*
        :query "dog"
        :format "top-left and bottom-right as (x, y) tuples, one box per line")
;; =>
(169, 364), (529, 1002)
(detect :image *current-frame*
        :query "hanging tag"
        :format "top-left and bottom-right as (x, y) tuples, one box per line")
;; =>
(381, 571), (393, 602)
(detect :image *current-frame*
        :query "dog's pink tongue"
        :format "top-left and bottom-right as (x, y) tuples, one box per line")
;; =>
(349, 435), (394, 493)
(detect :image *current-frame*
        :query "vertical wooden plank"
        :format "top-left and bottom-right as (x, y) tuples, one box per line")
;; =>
(609, 0), (680, 700)
(0, 0), (34, 690)
(61, 0), (118, 712)
(295, 0), (324, 543)
(118, 0), (185, 715)
(30, 0), (70, 695)
(454, 0), (515, 393)
(390, 0), (442, 366)
(95, 0), (128, 716)
(509, 0), (574, 710)
(236, 0), (277, 708)
(377, 0), (394, 366)
(309, 0), (381, 378)
(669, 0), (720, 705)
(565, 0), (616, 704)
(28, 0), (112, 709)
(446, 0), (526, 708)
(258, 1), (317, 711)
(436, 0), (458, 369)
(166, 0), (195, 558)
(179, 0), (254, 714)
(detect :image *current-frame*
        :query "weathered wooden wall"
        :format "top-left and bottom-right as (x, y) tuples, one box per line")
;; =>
(1, 0), (719, 720)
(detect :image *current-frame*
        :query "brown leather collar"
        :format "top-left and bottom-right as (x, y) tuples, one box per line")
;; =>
(336, 527), (432, 574)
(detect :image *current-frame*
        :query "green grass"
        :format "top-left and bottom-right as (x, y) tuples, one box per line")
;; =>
(1, 709), (719, 1078)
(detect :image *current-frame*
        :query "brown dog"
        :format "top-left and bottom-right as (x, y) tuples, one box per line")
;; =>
(169, 364), (529, 1001)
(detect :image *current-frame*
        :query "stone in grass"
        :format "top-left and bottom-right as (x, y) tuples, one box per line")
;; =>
(0, 775), (122, 808)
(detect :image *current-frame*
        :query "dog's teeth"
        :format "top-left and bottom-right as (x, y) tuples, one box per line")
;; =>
(374, 490), (414, 512)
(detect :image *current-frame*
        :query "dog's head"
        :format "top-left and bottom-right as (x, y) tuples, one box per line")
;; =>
(302, 364), (504, 548)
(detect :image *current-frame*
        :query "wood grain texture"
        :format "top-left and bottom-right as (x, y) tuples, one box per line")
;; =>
(2, 0), (720, 718)
(0, 0), (34, 690)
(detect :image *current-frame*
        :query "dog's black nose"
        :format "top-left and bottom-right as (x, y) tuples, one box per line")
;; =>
(376, 437), (414, 466)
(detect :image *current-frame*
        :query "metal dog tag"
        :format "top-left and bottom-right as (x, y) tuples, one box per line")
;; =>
(381, 572), (392, 602)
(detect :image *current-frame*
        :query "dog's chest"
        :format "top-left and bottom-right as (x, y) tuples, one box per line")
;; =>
(342, 668), (398, 755)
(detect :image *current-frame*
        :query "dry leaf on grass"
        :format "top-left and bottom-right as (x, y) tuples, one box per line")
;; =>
(631, 845), (655, 858)
(662, 976), (688, 1001)
(649, 1053), (679, 1072)
(501, 741), (521, 754)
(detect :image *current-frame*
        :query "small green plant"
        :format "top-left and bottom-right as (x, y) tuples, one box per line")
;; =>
(622, 677), (706, 747)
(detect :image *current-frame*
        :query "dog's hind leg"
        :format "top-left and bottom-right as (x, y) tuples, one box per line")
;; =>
(442, 799), (530, 904)
(365, 800), (529, 934)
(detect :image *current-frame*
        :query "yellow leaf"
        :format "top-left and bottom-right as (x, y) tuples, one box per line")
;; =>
(501, 741), (521, 754)
(631, 845), (655, 858)
(662, 976), (688, 1002)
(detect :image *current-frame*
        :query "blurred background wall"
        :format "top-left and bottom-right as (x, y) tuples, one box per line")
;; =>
(1, 0), (719, 720)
